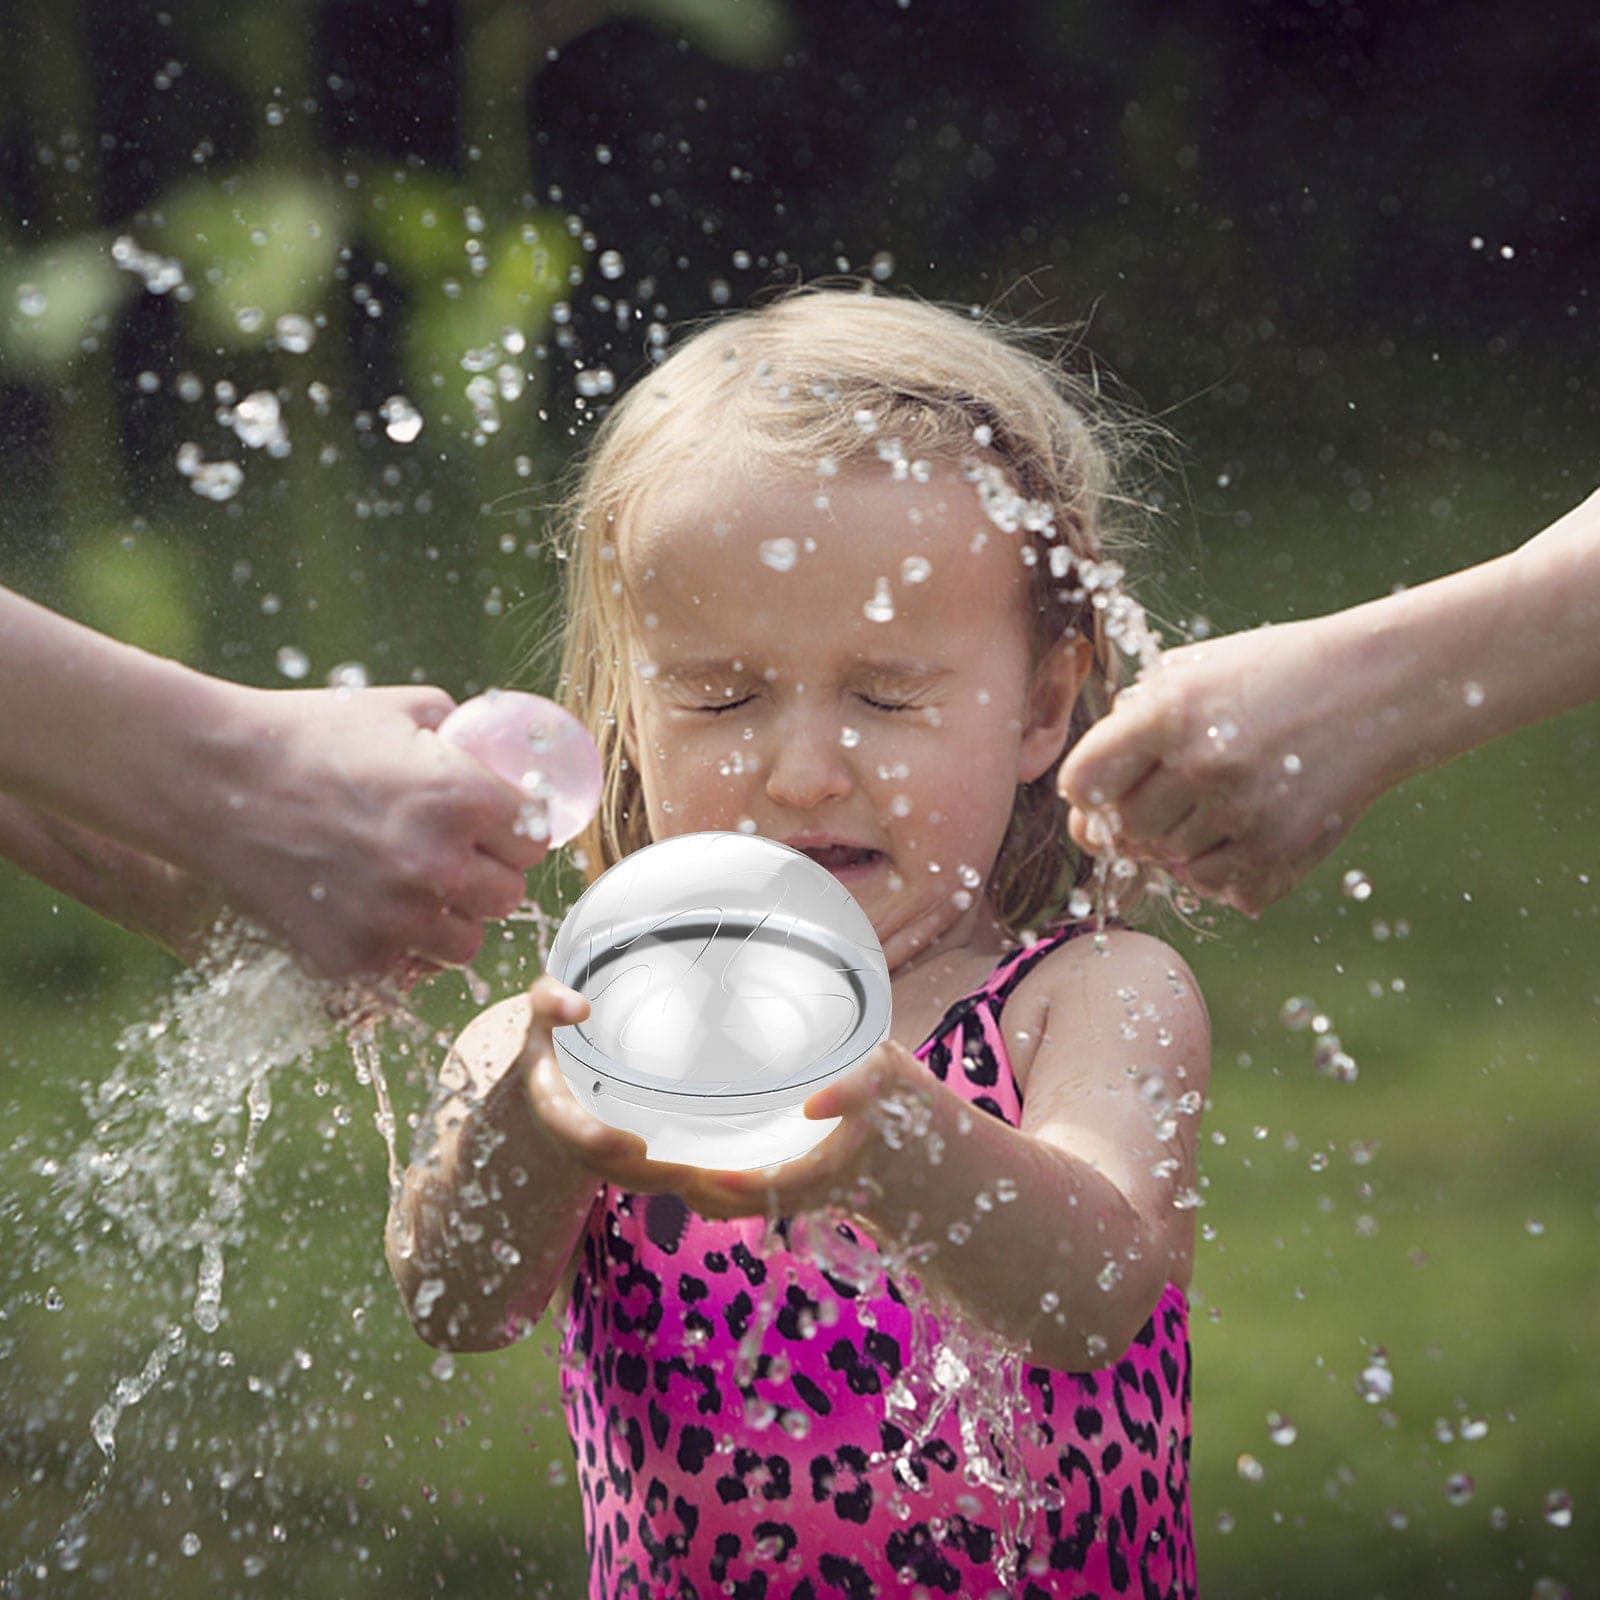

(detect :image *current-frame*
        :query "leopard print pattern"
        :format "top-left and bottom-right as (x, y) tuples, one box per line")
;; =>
(560, 925), (1197, 1597)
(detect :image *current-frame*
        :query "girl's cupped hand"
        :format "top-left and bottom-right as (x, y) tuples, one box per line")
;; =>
(518, 976), (925, 1218)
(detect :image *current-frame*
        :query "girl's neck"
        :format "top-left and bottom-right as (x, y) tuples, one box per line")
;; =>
(889, 896), (1011, 989)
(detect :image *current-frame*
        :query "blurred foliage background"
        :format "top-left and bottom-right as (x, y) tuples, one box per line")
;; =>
(1, 1), (1597, 1595)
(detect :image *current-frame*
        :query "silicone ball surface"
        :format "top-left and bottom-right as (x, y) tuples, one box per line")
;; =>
(548, 832), (892, 1170)
(436, 690), (601, 847)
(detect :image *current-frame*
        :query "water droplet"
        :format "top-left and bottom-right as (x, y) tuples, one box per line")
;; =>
(1444, 1472), (1475, 1506)
(900, 555), (931, 584)
(44, 1286), (64, 1311)
(1095, 1259), (1123, 1293)
(1283, 752), (1303, 774)
(1459, 1414), (1489, 1441)
(838, 726), (861, 749)
(229, 390), (286, 452)
(869, 250), (895, 281)
(180, 1531), (201, 1556)
(381, 395), (423, 443)
(235, 306), (264, 334)
(186, 457), (245, 501)
(275, 646), (310, 681)
(1068, 887), (1093, 920)
(327, 660), (369, 691)
(16, 283), (47, 317)
(1279, 996), (1316, 1032)
(1543, 1489), (1573, 1528)
(1215, 1510), (1235, 1534)
(274, 313), (316, 353)
(1525, 1216), (1546, 1236)
(1463, 680), (1485, 708)
(1236, 1453), (1265, 1484)
(1356, 1352), (1394, 1404)
(759, 538), (798, 572)
(575, 366), (615, 398)
(863, 577), (895, 623)
(597, 248), (625, 280)
(1341, 868), (1372, 902)
(1267, 1412), (1297, 1446)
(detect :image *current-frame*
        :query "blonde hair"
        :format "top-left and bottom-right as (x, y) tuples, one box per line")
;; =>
(543, 284), (1157, 936)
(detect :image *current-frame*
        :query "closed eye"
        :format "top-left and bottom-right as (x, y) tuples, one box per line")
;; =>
(696, 694), (922, 715)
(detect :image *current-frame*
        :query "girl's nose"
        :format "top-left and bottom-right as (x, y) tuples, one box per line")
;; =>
(762, 712), (854, 811)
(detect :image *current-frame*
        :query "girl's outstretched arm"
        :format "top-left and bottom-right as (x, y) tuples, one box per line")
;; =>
(1058, 486), (1600, 913)
(386, 980), (601, 1351)
(387, 976), (714, 1351)
(689, 928), (1210, 1372)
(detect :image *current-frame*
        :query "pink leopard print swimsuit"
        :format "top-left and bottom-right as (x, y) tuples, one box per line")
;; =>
(559, 923), (1197, 1598)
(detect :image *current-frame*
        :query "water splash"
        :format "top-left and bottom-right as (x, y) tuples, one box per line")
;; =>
(3, 920), (453, 1587)
(962, 457), (1169, 927)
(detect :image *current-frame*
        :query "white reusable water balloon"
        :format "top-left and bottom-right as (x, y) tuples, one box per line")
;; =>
(547, 831), (891, 1171)
(436, 690), (602, 847)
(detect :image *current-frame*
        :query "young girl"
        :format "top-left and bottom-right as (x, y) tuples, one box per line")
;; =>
(388, 288), (1210, 1599)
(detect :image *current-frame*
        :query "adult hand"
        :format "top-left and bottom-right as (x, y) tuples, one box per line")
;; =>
(183, 683), (548, 978)
(1057, 616), (1387, 914)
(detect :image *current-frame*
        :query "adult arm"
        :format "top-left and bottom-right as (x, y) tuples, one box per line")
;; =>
(0, 585), (545, 975)
(0, 791), (219, 960)
(1057, 488), (1600, 912)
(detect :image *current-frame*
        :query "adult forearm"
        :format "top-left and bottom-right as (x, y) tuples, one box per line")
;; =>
(0, 587), (235, 865)
(387, 1066), (600, 1352)
(852, 1094), (1170, 1372)
(1351, 489), (1600, 790)
(0, 792), (214, 955)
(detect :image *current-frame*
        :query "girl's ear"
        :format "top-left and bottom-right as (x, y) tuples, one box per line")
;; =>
(1018, 631), (1093, 785)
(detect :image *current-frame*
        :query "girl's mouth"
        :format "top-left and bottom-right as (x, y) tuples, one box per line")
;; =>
(800, 845), (884, 877)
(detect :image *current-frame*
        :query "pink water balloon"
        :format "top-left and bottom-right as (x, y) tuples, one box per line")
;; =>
(437, 690), (602, 847)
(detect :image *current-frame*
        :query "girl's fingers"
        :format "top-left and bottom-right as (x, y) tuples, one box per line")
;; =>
(528, 974), (589, 1023)
(525, 1052), (711, 1190)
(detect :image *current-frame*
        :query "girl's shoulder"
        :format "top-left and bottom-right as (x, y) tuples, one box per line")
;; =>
(1001, 924), (1208, 1099)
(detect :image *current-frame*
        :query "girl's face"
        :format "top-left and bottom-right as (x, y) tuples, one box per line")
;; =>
(621, 459), (1086, 974)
